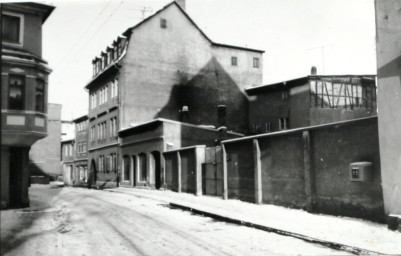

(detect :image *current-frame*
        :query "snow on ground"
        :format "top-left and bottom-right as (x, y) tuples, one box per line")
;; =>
(111, 186), (401, 255)
(1, 184), (348, 256)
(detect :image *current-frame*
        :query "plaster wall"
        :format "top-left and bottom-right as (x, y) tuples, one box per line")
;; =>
(119, 4), (257, 133)
(375, 0), (401, 216)
(259, 133), (306, 208)
(29, 103), (62, 177)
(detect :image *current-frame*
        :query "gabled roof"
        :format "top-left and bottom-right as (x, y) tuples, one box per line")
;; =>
(122, 1), (264, 53)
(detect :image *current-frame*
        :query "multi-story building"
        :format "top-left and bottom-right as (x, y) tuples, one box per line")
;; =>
(246, 68), (377, 133)
(73, 115), (89, 185)
(85, 0), (264, 188)
(61, 139), (75, 185)
(1, 2), (54, 208)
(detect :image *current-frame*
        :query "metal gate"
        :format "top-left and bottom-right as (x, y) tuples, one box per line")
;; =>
(202, 146), (223, 196)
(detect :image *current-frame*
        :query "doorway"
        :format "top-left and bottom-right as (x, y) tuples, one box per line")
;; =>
(9, 147), (23, 207)
(151, 151), (162, 189)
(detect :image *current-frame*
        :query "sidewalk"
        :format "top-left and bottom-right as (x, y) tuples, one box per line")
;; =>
(107, 186), (401, 255)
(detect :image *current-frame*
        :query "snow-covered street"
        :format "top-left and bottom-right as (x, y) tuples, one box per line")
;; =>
(1, 184), (348, 256)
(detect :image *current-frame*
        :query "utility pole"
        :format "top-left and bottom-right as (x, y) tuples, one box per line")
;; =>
(306, 44), (333, 74)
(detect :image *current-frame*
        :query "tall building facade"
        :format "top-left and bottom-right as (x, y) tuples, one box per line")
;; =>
(1, 3), (54, 208)
(375, 0), (401, 226)
(85, 1), (264, 188)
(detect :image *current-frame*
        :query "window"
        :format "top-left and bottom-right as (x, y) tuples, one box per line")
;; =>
(231, 56), (237, 66)
(160, 18), (167, 28)
(351, 168), (360, 179)
(9, 75), (25, 110)
(282, 91), (288, 100)
(279, 117), (289, 130)
(265, 122), (272, 132)
(253, 57), (260, 68)
(310, 79), (375, 109)
(98, 156), (105, 172)
(2, 13), (23, 44)
(114, 78), (118, 98)
(91, 126), (96, 142)
(35, 80), (45, 112)
(110, 117), (117, 137)
(107, 51), (112, 64)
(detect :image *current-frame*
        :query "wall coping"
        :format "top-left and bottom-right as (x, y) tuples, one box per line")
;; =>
(222, 116), (378, 144)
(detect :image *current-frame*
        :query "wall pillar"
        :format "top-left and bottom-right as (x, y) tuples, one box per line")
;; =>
(303, 130), (315, 212)
(177, 151), (181, 193)
(195, 146), (205, 196)
(222, 144), (228, 200)
(253, 139), (263, 204)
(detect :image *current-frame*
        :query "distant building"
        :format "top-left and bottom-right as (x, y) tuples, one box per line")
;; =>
(246, 69), (377, 133)
(72, 115), (89, 186)
(85, 0), (263, 188)
(61, 139), (75, 186)
(1, 2), (54, 208)
(375, 0), (401, 229)
(61, 120), (75, 141)
(29, 103), (62, 183)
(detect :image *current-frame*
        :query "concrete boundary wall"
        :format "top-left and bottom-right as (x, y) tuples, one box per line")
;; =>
(221, 117), (384, 222)
(163, 145), (206, 196)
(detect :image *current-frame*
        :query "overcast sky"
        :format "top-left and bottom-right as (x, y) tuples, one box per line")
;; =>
(40, 0), (376, 120)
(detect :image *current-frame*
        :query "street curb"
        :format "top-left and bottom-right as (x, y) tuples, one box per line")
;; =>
(169, 203), (381, 255)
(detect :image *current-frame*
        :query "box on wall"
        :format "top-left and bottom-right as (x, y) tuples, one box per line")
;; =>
(349, 162), (373, 182)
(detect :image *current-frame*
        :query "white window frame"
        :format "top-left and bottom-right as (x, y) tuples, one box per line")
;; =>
(2, 11), (24, 47)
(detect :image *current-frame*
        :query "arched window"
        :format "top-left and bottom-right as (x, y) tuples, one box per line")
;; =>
(139, 153), (147, 182)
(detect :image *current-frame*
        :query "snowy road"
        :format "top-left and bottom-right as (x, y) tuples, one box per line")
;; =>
(1, 185), (347, 256)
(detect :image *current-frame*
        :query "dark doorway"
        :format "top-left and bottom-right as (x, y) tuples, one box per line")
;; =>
(9, 147), (23, 207)
(123, 155), (130, 182)
(132, 156), (137, 186)
(151, 151), (162, 189)
(89, 159), (97, 188)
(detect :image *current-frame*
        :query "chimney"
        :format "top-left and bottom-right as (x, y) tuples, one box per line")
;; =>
(175, 0), (185, 11)
(180, 105), (189, 122)
(311, 66), (317, 75)
(217, 105), (226, 128)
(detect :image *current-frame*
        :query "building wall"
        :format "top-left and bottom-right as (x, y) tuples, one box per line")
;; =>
(119, 4), (262, 134)
(375, 0), (401, 216)
(225, 140), (255, 202)
(88, 145), (119, 188)
(222, 117), (384, 221)
(29, 103), (62, 179)
(312, 118), (383, 221)
(249, 77), (377, 134)
(259, 133), (306, 208)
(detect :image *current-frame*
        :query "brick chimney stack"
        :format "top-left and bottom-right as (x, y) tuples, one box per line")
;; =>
(175, 0), (185, 10)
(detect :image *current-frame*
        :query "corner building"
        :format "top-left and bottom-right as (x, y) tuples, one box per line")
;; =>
(86, 1), (264, 188)
(1, 3), (54, 208)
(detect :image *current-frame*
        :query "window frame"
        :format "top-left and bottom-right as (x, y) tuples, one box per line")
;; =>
(231, 56), (238, 66)
(2, 12), (24, 46)
(8, 74), (25, 110)
(35, 79), (45, 112)
(253, 57), (260, 68)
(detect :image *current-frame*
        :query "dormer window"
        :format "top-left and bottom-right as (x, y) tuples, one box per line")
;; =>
(160, 18), (167, 28)
(107, 51), (112, 64)
(1, 12), (24, 45)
